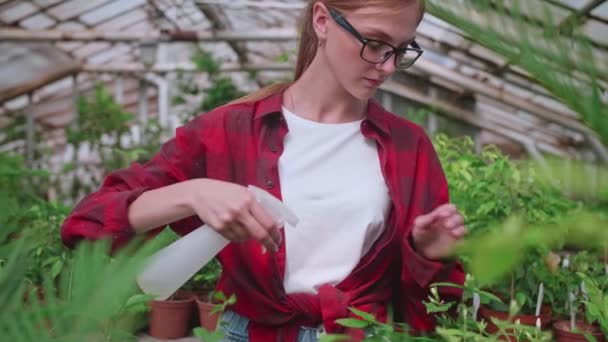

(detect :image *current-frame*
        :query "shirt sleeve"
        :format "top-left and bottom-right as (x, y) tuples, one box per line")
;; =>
(60, 113), (213, 251)
(398, 133), (465, 332)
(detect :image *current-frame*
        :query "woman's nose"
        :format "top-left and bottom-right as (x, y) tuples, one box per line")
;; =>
(376, 54), (397, 74)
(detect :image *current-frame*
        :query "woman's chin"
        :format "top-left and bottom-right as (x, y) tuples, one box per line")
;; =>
(351, 86), (378, 101)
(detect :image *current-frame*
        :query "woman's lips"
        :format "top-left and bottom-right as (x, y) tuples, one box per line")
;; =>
(364, 78), (382, 87)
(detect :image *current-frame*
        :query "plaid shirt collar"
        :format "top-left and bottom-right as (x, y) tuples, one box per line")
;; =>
(253, 87), (390, 135)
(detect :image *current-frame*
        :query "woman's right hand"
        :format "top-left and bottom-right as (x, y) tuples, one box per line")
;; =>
(188, 179), (282, 252)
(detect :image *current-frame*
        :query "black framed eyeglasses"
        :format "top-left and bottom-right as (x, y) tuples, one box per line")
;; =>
(328, 7), (423, 70)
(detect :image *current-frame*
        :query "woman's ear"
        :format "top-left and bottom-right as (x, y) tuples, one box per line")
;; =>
(312, 2), (330, 42)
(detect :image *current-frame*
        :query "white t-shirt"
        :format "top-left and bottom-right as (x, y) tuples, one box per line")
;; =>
(279, 106), (391, 294)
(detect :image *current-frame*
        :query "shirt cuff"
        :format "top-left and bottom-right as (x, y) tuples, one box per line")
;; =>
(402, 234), (447, 288)
(104, 187), (151, 250)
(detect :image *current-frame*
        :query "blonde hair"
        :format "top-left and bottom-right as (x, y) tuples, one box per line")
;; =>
(229, 0), (425, 105)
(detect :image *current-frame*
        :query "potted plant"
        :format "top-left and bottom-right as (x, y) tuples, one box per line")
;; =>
(21, 202), (72, 304)
(146, 289), (193, 338)
(188, 258), (223, 331)
(434, 134), (576, 333)
(146, 257), (223, 337)
(553, 320), (605, 342)
(428, 277), (552, 341)
(147, 288), (195, 339)
(552, 272), (607, 342)
(436, 136), (577, 334)
(194, 291), (236, 341)
(144, 229), (196, 339)
(477, 249), (558, 336)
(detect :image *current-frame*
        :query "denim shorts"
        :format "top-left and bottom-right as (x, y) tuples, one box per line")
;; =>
(220, 310), (323, 342)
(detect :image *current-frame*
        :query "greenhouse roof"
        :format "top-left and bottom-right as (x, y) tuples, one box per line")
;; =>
(0, 0), (607, 160)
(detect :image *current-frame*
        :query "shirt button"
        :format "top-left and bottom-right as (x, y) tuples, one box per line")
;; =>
(269, 144), (278, 153)
(266, 180), (274, 189)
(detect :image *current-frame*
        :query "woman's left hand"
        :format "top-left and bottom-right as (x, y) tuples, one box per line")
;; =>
(411, 204), (467, 261)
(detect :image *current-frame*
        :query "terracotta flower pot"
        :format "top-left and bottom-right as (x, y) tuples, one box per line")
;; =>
(479, 304), (552, 340)
(148, 295), (194, 339)
(196, 296), (221, 332)
(553, 320), (606, 342)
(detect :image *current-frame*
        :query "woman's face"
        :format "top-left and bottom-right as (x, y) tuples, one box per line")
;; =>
(315, 3), (421, 100)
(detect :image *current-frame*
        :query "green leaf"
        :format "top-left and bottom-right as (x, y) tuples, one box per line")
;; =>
(584, 333), (598, 342)
(430, 282), (465, 289)
(193, 327), (224, 342)
(425, 301), (455, 313)
(476, 290), (504, 304)
(123, 294), (155, 309)
(50, 259), (64, 279)
(210, 303), (226, 315)
(275, 52), (289, 63)
(226, 294), (237, 305)
(213, 291), (226, 302)
(349, 307), (376, 322)
(318, 334), (350, 342)
(335, 318), (369, 329)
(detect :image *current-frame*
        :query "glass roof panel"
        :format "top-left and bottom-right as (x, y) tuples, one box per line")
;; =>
(0, 1), (38, 23)
(591, 1), (608, 20)
(79, 0), (145, 26)
(47, 0), (111, 21)
(503, 0), (574, 23)
(33, 0), (62, 7)
(582, 19), (608, 45)
(552, 0), (595, 10)
(96, 8), (148, 30)
(20, 12), (55, 29)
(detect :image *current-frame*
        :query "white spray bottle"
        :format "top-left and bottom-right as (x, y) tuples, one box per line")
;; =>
(137, 185), (298, 300)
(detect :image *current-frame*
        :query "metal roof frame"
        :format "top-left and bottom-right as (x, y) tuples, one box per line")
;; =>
(0, 0), (606, 162)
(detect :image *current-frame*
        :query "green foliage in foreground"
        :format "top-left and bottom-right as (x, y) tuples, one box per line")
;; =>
(0, 230), (172, 341)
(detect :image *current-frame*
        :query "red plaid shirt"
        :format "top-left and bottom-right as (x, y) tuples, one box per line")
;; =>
(61, 90), (464, 341)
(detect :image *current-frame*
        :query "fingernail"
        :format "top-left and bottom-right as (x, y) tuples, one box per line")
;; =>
(261, 246), (267, 254)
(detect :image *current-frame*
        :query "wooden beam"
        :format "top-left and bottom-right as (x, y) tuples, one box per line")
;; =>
(81, 59), (588, 137)
(413, 58), (587, 132)
(144, 74), (169, 128)
(380, 80), (571, 157)
(81, 57), (579, 130)
(0, 28), (298, 43)
(81, 62), (293, 73)
(73, 62), (575, 146)
(196, 3), (262, 87)
(25, 93), (35, 167)
(419, 58), (608, 162)
(418, 18), (607, 91)
(195, 0), (305, 10)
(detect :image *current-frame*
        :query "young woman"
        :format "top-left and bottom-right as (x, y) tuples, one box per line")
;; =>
(61, 0), (466, 341)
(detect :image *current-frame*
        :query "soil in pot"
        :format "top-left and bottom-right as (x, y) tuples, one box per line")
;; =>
(553, 320), (606, 342)
(148, 293), (194, 339)
(196, 295), (221, 332)
(479, 305), (552, 340)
